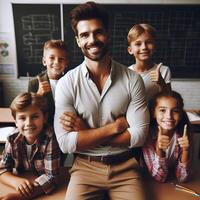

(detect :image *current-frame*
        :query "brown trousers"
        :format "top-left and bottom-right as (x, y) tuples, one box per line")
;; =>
(65, 156), (146, 200)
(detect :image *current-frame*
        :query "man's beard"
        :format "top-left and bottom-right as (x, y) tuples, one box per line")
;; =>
(82, 41), (109, 61)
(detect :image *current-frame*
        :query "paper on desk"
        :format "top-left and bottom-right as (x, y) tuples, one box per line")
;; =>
(0, 126), (15, 143)
(186, 112), (200, 122)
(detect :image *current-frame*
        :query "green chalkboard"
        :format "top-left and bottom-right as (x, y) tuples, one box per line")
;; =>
(13, 4), (200, 78)
(12, 4), (61, 77)
(63, 4), (200, 78)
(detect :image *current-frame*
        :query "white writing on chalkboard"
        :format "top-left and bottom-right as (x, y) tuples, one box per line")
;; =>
(21, 14), (59, 64)
(13, 4), (61, 76)
(13, 4), (200, 78)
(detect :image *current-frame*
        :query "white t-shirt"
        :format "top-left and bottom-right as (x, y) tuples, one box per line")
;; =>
(49, 79), (58, 99)
(129, 63), (171, 101)
(26, 143), (33, 161)
(165, 133), (176, 160)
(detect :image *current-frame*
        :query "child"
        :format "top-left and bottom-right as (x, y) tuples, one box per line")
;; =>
(28, 39), (68, 124)
(28, 39), (68, 166)
(142, 90), (192, 183)
(127, 24), (171, 101)
(0, 92), (60, 200)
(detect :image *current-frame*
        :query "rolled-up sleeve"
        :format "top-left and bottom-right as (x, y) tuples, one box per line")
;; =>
(0, 141), (14, 175)
(54, 74), (78, 154)
(127, 73), (150, 147)
(176, 156), (192, 182)
(35, 135), (60, 194)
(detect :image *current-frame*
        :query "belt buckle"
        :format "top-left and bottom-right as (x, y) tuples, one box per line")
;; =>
(101, 156), (109, 164)
(88, 156), (91, 162)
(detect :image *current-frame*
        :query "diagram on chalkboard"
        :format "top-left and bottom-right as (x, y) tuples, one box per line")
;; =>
(21, 14), (59, 64)
(13, 4), (200, 78)
(22, 14), (58, 31)
(63, 4), (200, 78)
(13, 4), (61, 77)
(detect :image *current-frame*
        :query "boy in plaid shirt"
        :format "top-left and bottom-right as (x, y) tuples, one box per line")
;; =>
(0, 92), (60, 200)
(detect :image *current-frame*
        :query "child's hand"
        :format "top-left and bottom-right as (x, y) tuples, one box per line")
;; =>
(15, 178), (34, 197)
(150, 63), (164, 85)
(37, 75), (51, 95)
(60, 112), (89, 131)
(156, 126), (170, 151)
(178, 124), (190, 151)
(0, 192), (23, 200)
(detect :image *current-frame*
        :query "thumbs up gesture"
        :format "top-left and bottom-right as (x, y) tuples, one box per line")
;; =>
(37, 75), (51, 96)
(150, 63), (164, 85)
(178, 124), (190, 151)
(156, 126), (170, 151)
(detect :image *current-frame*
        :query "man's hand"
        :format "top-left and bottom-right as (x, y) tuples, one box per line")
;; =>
(114, 116), (129, 134)
(103, 116), (130, 146)
(60, 112), (89, 131)
(0, 192), (23, 200)
(37, 75), (51, 95)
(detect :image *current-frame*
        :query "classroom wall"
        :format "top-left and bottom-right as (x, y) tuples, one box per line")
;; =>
(0, 0), (200, 109)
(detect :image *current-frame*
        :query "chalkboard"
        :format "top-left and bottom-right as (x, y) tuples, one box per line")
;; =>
(13, 4), (200, 78)
(63, 4), (200, 78)
(12, 4), (61, 77)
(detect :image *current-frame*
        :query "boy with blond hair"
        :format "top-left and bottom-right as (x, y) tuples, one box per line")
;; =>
(127, 24), (171, 101)
(28, 39), (68, 124)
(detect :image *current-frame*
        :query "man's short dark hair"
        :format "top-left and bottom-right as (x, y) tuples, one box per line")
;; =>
(69, 1), (109, 35)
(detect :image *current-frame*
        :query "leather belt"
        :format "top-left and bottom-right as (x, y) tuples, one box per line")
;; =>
(76, 150), (135, 165)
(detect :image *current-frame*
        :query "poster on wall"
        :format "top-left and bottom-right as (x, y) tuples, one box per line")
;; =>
(0, 32), (15, 74)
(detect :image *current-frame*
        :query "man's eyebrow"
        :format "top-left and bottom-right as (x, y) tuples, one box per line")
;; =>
(79, 31), (88, 36)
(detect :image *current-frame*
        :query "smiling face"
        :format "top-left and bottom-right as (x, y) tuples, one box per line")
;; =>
(75, 18), (109, 61)
(128, 32), (156, 62)
(43, 48), (68, 80)
(154, 96), (183, 132)
(15, 105), (47, 144)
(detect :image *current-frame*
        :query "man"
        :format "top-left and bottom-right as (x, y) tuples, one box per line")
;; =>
(54, 2), (149, 200)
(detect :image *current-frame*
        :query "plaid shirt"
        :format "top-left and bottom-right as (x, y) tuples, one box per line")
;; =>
(142, 130), (192, 183)
(0, 126), (60, 194)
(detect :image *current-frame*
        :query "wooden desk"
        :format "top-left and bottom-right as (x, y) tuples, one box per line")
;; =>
(0, 159), (200, 200)
(0, 111), (199, 199)
(144, 132), (200, 200)
(0, 108), (15, 124)
(0, 108), (15, 143)
(186, 110), (200, 125)
(144, 166), (200, 200)
(0, 167), (70, 200)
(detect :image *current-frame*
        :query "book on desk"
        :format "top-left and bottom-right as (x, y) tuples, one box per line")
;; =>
(186, 111), (200, 124)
